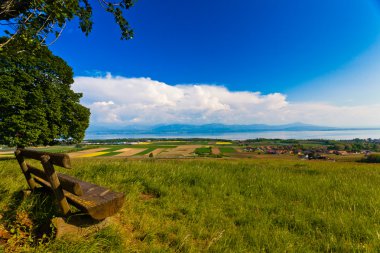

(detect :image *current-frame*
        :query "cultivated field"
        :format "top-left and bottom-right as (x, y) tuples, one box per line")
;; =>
(2, 142), (244, 159)
(1, 155), (380, 252)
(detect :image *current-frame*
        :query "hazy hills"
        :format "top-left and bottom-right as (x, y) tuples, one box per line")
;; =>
(86, 123), (372, 135)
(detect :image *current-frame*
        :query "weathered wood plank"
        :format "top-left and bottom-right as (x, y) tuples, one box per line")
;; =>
(41, 155), (71, 215)
(63, 178), (125, 220)
(32, 176), (50, 188)
(27, 165), (83, 196)
(56, 173), (84, 196)
(14, 150), (36, 190)
(34, 176), (124, 220)
(65, 188), (124, 220)
(17, 149), (71, 169)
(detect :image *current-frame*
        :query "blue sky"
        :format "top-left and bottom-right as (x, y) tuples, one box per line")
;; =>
(51, 0), (380, 92)
(11, 1), (380, 127)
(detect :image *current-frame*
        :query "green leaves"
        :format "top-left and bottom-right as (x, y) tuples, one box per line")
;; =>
(0, 38), (90, 147)
(0, 0), (135, 46)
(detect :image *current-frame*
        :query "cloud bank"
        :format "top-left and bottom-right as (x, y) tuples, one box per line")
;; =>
(73, 74), (380, 127)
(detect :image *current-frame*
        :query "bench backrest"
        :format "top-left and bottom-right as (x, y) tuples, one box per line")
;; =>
(15, 148), (75, 215)
(16, 149), (72, 169)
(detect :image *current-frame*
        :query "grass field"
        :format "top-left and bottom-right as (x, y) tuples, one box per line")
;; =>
(64, 145), (178, 158)
(136, 148), (156, 156)
(1, 157), (380, 252)
(194, 147), (211, 156)
(218, 147), (236, 153)
(28, 146), (94, 153)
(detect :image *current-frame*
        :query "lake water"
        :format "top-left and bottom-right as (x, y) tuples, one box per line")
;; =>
(85, 129), (380, 140)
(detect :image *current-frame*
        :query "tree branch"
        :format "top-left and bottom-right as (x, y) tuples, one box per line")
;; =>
(0, 0), (31, 21)
(46, 22), (66, 46)
(0, 12), (33, 48)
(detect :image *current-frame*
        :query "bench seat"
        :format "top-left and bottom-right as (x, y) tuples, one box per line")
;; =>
(33, 175), (124, 220)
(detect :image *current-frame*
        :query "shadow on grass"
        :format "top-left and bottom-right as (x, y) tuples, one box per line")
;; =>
(0, 187), (58, 247)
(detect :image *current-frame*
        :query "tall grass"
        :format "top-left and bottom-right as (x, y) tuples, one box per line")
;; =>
(1, 157), (380, 251)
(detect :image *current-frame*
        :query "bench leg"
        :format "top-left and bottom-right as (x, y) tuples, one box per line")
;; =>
(41, 155), (71, 216)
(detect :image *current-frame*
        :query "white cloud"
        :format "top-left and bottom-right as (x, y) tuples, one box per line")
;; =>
(73, 74), (380, 127)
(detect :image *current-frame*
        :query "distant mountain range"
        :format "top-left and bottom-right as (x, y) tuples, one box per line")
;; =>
(87, 123), (380, 135)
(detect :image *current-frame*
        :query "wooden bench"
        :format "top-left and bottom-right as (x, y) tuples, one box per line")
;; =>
(14, 149), (124, 221)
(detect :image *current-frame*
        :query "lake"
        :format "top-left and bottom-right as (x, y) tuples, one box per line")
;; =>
(85, 129), (380, 140)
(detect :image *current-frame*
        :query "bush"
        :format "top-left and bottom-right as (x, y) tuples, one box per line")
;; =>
(362, 154), (380, 163)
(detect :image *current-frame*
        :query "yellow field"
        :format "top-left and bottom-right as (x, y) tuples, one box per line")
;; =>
(77, 152), (109, 158)
(68, 148), (109, 158)
(0, 154), (14, 158)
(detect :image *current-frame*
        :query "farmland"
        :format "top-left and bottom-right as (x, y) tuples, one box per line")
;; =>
(1, 140), (380, 252)
(2, 137), (375, 160)
(0, 141), (247, 159)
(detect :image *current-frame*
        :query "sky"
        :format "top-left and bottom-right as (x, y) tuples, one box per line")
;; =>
(45, 1), (380, 127)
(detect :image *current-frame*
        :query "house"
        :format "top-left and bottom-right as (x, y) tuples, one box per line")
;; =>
(243, 146), (255, 152)
(334, 150), (348, 156)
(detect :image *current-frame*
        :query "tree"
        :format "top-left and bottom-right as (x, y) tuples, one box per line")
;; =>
(0, 0), (134, 47)
(0, 37), (90, 147)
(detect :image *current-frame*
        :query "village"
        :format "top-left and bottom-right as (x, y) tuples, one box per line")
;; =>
(241, 144), (373, 160)
(236, 138), (380, 159)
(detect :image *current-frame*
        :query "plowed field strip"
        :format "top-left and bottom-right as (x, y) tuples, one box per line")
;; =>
(159, 145), (201, 157)
(144, 148), (165, 157)
(114, 148), (146, 157)
(212, 148), (220, 154)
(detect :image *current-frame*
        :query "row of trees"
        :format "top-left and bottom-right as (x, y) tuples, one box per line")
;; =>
(0, 1), (135, 147)
(241, 139), (380, 152)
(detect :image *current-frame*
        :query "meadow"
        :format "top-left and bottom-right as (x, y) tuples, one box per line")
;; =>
(1, 155), (380, 252)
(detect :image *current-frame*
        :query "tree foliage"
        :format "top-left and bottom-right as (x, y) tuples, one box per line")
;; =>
(0, 0), (134, 47)
(0, 37), (90, 147)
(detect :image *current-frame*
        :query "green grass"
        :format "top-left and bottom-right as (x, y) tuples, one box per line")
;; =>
(101, 145), (176, 150)
(28, 146), (95, 153)
(92, 146), (128, 156)
(101, 146), (126, 152)
(97, 152), (123, 157)
(151, 141), (211, 145)
(77, 146), (174, 157)
(218, 147), (236, 153)
(151, 141), (191, 145)
(1, 157), (380, 251)
(194, 147), (211, 156)
(136, 148), (156, 156)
